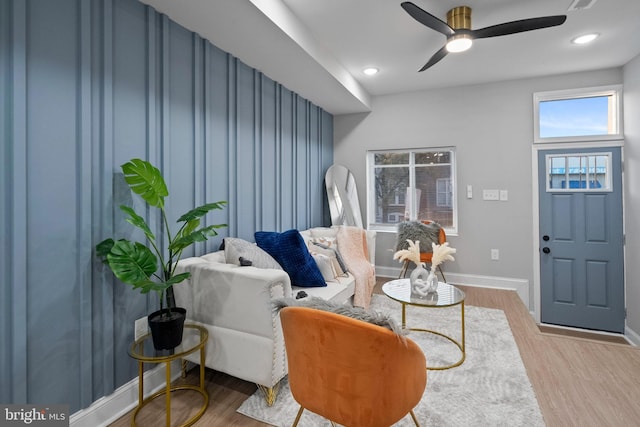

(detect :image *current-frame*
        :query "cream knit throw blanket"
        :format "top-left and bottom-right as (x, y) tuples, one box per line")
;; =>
(336, 226), (376, 309)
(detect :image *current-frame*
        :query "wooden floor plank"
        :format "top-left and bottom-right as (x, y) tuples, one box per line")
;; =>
(109, 278), (640, 426)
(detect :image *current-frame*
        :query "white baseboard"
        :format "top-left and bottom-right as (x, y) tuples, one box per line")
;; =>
(69, 360), (181, 427)
(625, 325), (640, 347)
(375, 267), (530, 308)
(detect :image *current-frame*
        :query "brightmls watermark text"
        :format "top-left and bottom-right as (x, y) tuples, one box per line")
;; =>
(0, 405), (68, 426)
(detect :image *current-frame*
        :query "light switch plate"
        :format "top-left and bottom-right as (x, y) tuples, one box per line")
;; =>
(466, 184), (473, 199)
(499, 190), (508, 201)
(482, 189), (499, 201)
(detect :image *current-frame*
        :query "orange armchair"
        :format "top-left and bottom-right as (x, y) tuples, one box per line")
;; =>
(280, 306), (426, 427)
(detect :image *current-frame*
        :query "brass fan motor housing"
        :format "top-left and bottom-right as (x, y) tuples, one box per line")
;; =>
(447, 6), (472, 30)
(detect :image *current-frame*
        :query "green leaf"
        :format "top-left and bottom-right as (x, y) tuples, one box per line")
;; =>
(121, 159), (168, 209)
(177, 201), (227, 222)
(120, 205), (156, 243)
(166, 272), (191, 286)
(130, 279), (159, 294)
(173, 219), (199, 244)
(95, 238), (115, 260)
(169, 225), (222, 253)
(106, 240), (158, 285)
(130, 272), (191, 294)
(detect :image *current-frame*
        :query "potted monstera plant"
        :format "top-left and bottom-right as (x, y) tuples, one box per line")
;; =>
(96, 159), (227, 350)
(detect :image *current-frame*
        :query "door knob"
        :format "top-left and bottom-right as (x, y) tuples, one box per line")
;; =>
(542, 235), (550, 241)
(542, 247), (551, 254)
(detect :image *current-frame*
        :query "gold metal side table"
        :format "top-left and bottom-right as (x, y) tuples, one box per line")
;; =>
(382, 278), (466, 370)
(128, 324), (209, 427)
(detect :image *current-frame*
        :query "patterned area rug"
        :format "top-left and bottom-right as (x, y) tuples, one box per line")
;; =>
(237, 294), (545, 426)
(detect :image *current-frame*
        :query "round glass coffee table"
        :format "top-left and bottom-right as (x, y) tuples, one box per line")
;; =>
(382, 278), (466, 370)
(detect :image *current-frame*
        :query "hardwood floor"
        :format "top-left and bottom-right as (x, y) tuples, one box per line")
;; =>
(109, 279), (640, 426)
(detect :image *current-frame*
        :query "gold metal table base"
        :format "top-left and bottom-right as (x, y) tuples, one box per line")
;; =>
(402, 301), (466, 371)
(130, 324), (209, 427)
(132, 383), (208, 427)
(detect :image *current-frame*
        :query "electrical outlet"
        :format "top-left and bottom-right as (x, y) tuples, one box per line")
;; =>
(491, 249), (500, 260)
(134, 317), (149, 341)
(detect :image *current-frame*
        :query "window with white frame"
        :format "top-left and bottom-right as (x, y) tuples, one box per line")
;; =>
(367, 148), (457, 232)
(533, 85), (623, 143)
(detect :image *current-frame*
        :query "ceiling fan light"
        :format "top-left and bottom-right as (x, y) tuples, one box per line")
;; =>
(446, 34), (473, 53)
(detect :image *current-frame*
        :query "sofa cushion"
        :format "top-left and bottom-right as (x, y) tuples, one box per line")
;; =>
(310, 253), (338, 282)
(308, 242), (349, 276)
(255, 229), (327, 288)
(307, 228), (338, 249)
(396, 221), (441, 252)
(223, 237), (282, 269)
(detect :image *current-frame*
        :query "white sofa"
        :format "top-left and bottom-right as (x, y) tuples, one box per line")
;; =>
(173, 228), (376, 405)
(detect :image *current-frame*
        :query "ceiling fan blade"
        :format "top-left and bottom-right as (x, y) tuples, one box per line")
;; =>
(419, 46), (449, 72)
(401, 2), (454, 37)
(472, 15), (566, 39)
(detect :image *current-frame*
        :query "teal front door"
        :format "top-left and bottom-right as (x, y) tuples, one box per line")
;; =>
(538, 147), (624, 333)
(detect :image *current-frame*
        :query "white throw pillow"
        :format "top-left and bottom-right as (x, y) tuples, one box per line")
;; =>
(311, 253), (338, 282)
(308, 242), (349, 277)
(223, 237), (282, 269)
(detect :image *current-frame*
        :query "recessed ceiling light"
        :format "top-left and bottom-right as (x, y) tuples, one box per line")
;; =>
(363, 67), (379, 76)
(572, 33), (599, 45)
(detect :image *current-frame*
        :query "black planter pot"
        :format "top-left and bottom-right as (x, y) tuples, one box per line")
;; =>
(147, 307), (186, 351)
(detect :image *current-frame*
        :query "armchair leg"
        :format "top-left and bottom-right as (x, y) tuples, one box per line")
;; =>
(180, 359), (188, 378)
(409, 409), (421, 426)
(292, 406), (305, 427)
(257, 383), (280, 406)
(291, 404), (338, 427)
(438, 265), (447, 282)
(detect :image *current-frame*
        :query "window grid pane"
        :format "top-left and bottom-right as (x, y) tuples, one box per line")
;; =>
(539, 96), (611, 139)
(415, 165), (453, 226)
(546, 153), (611, 192)
(374, 153), (409, 165)
(373, 166), (409, 224)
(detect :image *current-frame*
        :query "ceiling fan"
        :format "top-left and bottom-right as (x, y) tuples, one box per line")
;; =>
(401, 1), (567, 71)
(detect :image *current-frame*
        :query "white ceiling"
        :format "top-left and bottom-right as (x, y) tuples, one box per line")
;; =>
(138, 0), (640, 114)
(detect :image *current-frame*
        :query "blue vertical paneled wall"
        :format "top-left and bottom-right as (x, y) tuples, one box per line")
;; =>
(0, 0), (333, 413)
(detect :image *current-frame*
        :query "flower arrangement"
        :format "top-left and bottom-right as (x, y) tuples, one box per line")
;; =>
(394, 239), (457, 296)
(429, 241), (457, 276)
(393, 239), (423, 268)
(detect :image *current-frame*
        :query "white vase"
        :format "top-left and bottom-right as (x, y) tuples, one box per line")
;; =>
(425, 290), (439, 304)
(426, 271), (439, 293)
(409, 266), (430, 298)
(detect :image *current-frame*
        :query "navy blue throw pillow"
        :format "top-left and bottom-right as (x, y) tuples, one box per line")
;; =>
(255, 229), (327, 288)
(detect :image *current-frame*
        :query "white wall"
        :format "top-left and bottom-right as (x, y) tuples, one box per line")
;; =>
(334, 68), (622, 309)
(623, 54), (640, 339)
